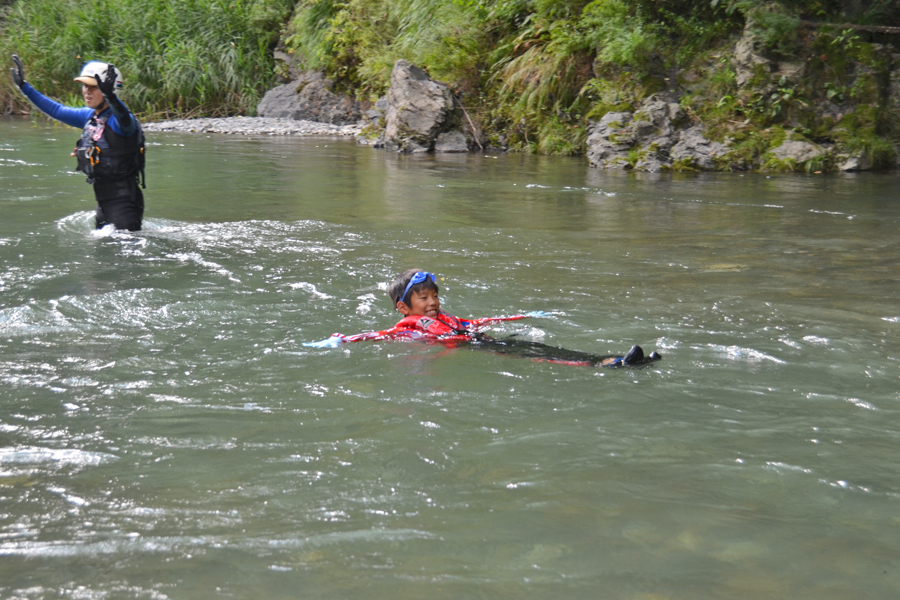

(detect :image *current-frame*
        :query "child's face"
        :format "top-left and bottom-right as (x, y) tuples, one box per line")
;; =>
(398, 287), (440, 318)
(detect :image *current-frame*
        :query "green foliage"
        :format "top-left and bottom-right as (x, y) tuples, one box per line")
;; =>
(536, 116), (585, 155)
(748, 5), (802, 57)
(581, 77), (635, 120)
(4, 0), (895, 163)
(1, 0), (293, 118)
(285, 0), (492, 99)
(846, 135), (896, 169)
(284, 0), (336, 69)
(625, 146), (641, 168)
(577, 0), (658, 76)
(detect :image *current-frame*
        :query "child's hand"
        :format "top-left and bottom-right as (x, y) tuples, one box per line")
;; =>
(523, 311), (552, 318)
(303, 334), (346, 348)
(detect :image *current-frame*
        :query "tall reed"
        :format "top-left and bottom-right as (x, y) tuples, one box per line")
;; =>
(0, 0), (293, 119)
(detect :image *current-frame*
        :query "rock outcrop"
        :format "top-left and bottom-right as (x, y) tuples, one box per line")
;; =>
(768, 139), (827, 164)
(731, 12), (808, 94)
(381, 60), (469, 153)
(256, 70), (362, 125)
(586, 96), (729, 171)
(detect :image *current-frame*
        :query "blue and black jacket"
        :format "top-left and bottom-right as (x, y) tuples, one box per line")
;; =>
(21, 82), (145, 187)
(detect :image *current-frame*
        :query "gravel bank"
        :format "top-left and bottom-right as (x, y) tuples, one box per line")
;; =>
(143, 116), (363, 137)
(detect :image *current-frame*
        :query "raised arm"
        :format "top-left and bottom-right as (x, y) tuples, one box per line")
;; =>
(19, 84), (93, 130)
(12, 54), (91, 128)
(95, 63), (136, 137)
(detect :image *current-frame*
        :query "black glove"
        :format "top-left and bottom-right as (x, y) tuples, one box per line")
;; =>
(11, 54), (25, 89)
(94, 63), (117, 98)
(94, 63), (132, 129)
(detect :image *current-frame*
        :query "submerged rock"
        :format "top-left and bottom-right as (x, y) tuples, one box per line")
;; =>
(257, 70), (362, 126)
(434, 130), (469, 153)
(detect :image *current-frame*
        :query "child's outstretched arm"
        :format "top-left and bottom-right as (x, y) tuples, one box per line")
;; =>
(304, 312), (551, 348)
(303, 323), (425, 347)
(461, 311), (552, 330)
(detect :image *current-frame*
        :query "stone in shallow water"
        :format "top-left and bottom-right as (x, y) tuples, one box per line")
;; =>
(434, 130), (469, 153)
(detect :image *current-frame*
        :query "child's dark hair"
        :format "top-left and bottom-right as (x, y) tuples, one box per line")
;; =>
(389, 268), (439, 307)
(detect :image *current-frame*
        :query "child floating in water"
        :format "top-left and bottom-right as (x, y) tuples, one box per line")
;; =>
(304, 269), (661, 367)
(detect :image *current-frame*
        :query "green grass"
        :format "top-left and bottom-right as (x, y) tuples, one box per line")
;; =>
(0, 0), (293, 119)
(4, 0), (896, 164)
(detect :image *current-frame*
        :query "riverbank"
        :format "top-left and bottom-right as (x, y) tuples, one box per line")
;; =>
(3, 0), (898, 171)
(143, 116), (363, 137)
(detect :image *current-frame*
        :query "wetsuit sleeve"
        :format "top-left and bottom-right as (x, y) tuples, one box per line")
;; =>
(104, 97), (137, 137)
(464, 314), (531, 328)
(19, 82), (92, 129)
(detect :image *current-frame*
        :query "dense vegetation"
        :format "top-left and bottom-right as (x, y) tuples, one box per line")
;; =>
(2, 0), (898, 167)
(0, 0), (294, 117)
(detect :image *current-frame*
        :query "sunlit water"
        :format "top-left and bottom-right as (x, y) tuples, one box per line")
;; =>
(1, 117), (899, 599)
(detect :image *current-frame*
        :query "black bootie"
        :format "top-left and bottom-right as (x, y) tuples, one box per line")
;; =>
(623, 345), (644, 365)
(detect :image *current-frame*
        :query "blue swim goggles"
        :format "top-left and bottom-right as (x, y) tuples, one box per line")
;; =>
(399, 271), (435, 306)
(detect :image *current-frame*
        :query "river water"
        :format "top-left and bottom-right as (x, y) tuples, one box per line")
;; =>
(1, 117), (899, 599)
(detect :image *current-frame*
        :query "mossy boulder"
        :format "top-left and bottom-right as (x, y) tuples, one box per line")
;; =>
(587, 95), (729, 171)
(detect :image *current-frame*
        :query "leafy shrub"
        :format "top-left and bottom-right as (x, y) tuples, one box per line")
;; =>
(748, 5), (802, 57)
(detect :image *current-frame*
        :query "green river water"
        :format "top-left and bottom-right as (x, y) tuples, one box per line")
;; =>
(1, 118), (899, 599)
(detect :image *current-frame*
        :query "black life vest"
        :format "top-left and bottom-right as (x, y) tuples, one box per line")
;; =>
(74, 112), (145, 188)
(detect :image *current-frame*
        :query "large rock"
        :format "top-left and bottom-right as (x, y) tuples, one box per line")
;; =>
(585, 112), (637, 169)
(670, 126), (729, 170)
(256, 70), (362, 125)
(769, 139), (826, 164)
(434, 130), (469, 153)
(837, 152), (872, 172)
(586, 96), (728, 171)
(733, 25), (774, 89)
(383, 60), (464, 153)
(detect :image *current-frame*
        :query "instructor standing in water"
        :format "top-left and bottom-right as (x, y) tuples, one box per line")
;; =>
(10, 55), (146, 231)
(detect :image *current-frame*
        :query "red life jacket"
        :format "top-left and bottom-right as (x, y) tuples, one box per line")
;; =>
(393, 313), (472, 341)
(322, 312), (530, 345)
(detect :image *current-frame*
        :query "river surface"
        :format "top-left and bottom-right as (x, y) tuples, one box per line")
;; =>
(1, 117), (899, 599)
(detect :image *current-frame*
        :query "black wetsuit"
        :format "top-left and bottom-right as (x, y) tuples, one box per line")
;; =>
(20, 82), (145, 231)
(74, 115), (145, 231)
(467, 337), (662, 367)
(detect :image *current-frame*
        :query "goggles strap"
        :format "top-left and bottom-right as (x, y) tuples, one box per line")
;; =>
(399, 271), (435, 307)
